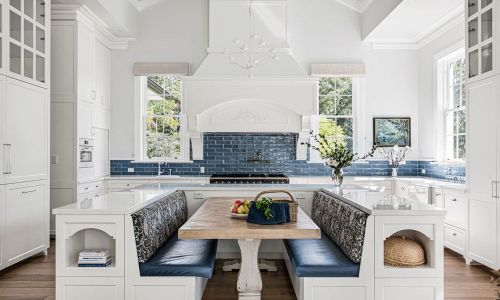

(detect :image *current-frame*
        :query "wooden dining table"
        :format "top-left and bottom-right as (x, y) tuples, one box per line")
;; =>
(178, 197), (321, 300)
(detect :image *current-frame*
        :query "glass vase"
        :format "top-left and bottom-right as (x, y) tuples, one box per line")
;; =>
(392, 167), (398, 177)
(331, 168), (344, 187)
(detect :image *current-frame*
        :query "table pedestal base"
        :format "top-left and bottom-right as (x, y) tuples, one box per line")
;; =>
(237, 239), (262, 300)
(223, 259), (277, 272)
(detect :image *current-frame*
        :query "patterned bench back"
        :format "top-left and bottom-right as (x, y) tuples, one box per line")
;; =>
(311, 190), (369, 264)
(131, 190), (188, 263)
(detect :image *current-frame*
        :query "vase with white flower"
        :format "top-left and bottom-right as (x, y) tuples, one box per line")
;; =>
(380, 145), (412, 177)
(302, 132), (378, 187)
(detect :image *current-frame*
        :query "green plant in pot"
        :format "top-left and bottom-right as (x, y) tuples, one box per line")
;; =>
(302, 131), (378, 187)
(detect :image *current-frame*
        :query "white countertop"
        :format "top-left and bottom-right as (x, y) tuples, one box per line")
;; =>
(53, 183), (445, 216)
(105, 175), (466, 191)
(326, 189), (445, 216)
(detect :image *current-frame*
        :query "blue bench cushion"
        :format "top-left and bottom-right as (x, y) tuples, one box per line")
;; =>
(139, 233), (218, 278)
(311, 190), (368, 263)
(131, 190), (188, 263)
(284, 232), (360, 277)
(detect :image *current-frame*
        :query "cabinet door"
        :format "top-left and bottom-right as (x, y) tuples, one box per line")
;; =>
(94, 40), (110, 109)
(467, 75), (499, 268)
(5, 181), (47, 265)
(2, 78), (48, 184)
(466, 0), (498, 81)
(93, 128), (109, 178)
(0, 185), (5, 269)
(78, 102), (94, 139)
(77, 22), (95, 103)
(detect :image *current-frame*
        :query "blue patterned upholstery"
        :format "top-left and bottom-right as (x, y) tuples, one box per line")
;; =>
(139, 233), (218, 278)
(284, 232), (360, 277)
(310, 190), (368, 264)
(131, 190), (188, 263)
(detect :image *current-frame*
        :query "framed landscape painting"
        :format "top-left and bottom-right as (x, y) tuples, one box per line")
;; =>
(373, 117), (411, 147)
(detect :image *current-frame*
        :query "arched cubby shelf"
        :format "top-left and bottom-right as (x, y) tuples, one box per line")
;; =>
(374, 216), (444, 278)
(56, 215), (125, 277)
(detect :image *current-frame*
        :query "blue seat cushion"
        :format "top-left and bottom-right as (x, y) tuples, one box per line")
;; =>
(139, 233), (218, 278)
(284, 232), (360, 277)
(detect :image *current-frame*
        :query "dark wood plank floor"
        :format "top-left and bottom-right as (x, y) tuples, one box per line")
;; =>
(0, 241), (497, 300)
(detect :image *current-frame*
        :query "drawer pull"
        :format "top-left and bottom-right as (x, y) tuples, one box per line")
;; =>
(126, 184), (130, 187)
(22, 189), (37, 194)
(452, 233), (457, 236)
(451, 198), (457, 202)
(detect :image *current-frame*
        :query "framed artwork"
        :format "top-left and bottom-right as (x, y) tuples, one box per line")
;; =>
(373, 117), (411, 147)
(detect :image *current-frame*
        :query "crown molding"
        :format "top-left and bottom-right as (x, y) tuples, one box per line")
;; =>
(52, 4), (135, 50)
(369, 7), (464, 50)
(335, 0), (374, 13)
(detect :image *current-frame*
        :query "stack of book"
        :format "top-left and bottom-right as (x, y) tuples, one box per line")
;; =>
(78, 249), (112, 267)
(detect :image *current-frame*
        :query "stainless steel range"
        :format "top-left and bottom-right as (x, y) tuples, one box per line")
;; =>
(209, 174), (289, 184)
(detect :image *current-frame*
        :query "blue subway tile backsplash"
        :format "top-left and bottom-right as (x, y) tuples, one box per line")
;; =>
(110, 133), (465, 182)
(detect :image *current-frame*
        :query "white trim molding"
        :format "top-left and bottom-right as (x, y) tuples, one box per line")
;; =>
(51, 4), (135, 50)
(369, 6), (464, 50)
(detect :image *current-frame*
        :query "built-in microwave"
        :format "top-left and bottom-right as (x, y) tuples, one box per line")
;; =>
(79, 138), (94, 168)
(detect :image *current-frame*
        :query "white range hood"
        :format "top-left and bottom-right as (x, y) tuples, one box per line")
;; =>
(183, 0), (318, 160)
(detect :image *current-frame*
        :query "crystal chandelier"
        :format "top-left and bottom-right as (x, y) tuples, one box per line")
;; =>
(226, 0), (280, 78)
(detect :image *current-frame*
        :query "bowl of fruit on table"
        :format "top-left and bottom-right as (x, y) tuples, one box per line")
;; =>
(230, 199), (250, 219)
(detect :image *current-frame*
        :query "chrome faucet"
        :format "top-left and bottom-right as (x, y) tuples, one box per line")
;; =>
(158, 162), (167, 176)
(445, 165), (453, 182)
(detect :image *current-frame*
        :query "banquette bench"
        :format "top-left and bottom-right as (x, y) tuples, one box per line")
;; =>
(282, 190), (375, 300)
(124, 190), (218, 300)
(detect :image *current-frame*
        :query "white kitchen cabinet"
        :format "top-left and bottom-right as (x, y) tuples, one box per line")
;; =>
(77, 101), (94, 139)
(2, 180), (49, 270)
(93, 128), (109, 178)
(466, 0), (499, 82)
(76, 20), (95, 104)
(0, 185), (4, 270)
(51, 5), (120, 235)
(467, 74), (500, 269)
(5, 0), (49, 87)
(94, 39), (110, 109)
(0, 76), (49, 184)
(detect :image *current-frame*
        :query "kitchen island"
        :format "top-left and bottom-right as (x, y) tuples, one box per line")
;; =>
(53, 183), (445, 300)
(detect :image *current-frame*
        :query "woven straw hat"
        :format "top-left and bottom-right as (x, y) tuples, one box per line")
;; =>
(384, 236), (426, 267)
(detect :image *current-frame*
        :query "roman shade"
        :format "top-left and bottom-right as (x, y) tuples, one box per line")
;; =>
(133, 62), (190, 75)
(310, 63), (366, 76)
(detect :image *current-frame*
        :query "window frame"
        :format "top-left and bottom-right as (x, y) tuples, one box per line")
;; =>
(134, 75), (190, 163)
(309, 76), (365, 163)
(435, 45), (466, 163)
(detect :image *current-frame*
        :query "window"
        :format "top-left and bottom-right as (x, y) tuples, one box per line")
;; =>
(444, 57), (466, 160)
(318, 77), (354, 150)
(136, 75), (188, 161)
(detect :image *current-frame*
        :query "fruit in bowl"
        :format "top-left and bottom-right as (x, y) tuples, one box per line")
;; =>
(231, 199), (250, 215)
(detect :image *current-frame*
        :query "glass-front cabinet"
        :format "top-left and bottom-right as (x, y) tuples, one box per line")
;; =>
(466, 0), (498, 81)
(2, 0), (47, 87)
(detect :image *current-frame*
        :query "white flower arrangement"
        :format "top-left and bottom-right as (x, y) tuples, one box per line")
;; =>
(380, 145), (412, 169)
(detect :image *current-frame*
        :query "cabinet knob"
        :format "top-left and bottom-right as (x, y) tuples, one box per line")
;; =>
(452, 233), (457, 236)
(452, 198), (457, 202)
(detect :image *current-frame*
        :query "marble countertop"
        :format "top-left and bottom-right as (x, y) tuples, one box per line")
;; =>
(53, 183), (445, 216)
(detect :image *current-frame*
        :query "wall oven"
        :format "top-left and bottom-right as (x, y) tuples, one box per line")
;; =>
(79, 138), (94, 168)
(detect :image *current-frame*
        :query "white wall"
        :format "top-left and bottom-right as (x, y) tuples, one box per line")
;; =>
(110, 0), (420, 160)
(417, 20), (465, 160)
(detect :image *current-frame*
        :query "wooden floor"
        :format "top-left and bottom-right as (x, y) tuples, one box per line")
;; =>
(0, 241), (497, 300)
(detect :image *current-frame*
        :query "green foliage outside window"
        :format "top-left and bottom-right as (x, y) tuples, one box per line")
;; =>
(318, 77), (354, 150)
(144, 75), (183, 159)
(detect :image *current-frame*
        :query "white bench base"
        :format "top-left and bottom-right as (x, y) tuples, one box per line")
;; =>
(281, 216), (375, 300)
(126, 277), (207, 300)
